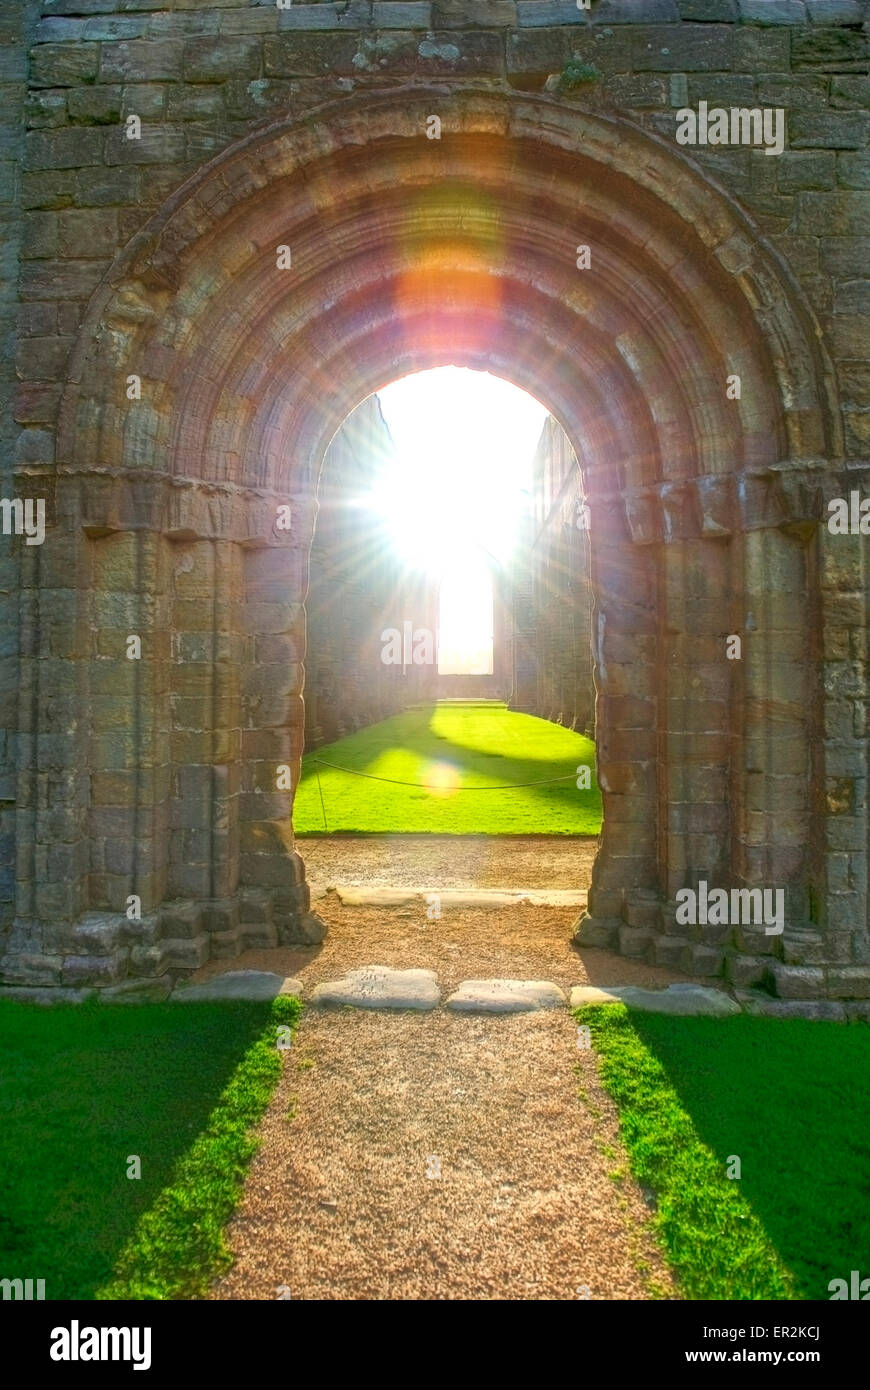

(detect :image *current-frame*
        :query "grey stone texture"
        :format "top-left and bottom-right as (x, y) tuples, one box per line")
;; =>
(571, 983), (743, 1016)
(310, 967), (441, 1010)
(170, 969), (297, 1002)
(0, 2), (867, 1003)
(446, 979), (568, 1012)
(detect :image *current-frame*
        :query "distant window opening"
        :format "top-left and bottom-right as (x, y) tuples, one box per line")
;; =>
(437, 560), (494, 676)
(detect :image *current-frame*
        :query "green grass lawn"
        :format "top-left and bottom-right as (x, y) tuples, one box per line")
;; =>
(0, 996), (299, 1300)
(577, 1004), (870, 1301)
(294, 700), (602, 834)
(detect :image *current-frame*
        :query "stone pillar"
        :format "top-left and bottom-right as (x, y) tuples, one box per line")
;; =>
(578, 499), (659, 951)
(240, 543), (314, 943)
(86, 531), (170, 917)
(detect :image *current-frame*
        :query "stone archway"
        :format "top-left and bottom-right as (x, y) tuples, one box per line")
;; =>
(10, 86), (842, 994)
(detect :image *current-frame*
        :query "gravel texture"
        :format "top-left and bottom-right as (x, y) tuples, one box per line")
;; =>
(210, 1007), (677, 1302)
(298, 833), (599, 889)
(191, 898), (696, 997)
(204, 888), (689, 1302)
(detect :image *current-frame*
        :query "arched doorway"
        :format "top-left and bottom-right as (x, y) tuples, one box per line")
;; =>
(16, 88), (837, 991)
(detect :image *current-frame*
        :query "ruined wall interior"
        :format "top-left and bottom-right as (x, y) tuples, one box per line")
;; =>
(0, 1), (867, 1007)
(520, 414), (595, 734)
(304, 393), (414, 751)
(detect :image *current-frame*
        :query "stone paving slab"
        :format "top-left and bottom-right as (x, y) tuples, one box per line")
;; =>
(446, 979), (568, 1012)
(171, 970), (302, 1002)
(309, 966), (440, 1011)
(570, 982), (741, 1017)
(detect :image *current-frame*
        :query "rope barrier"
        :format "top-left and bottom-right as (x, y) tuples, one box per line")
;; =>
(307, 757), (580, 791)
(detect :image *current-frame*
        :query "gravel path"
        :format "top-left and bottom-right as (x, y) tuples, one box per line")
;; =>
(210, 1007), (676, 1301)
(192, 898), (695, 996)
(299, 833), (598, 889)
(205, 889), (686, 1302)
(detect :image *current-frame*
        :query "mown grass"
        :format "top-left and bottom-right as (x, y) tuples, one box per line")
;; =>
(294, 700), (602, 835)
(577, 1004), (870, 1301)
(0, 995), (300, 1300)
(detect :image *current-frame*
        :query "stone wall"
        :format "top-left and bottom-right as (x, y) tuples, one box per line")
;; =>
(520, 414), (595, 733)
(0, 0), (868, 1002)
(305, 393), (419, 749)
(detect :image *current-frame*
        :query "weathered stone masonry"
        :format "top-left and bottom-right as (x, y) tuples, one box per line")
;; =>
(1, 0), (869, 1005)
(513, 415), (594, 733)
(305, 395), (413, 750)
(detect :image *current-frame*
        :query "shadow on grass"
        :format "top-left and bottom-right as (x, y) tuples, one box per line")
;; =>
(622, 1012), (870, 1300)
(296, 700), (602, 834)
(0, 998), (271, 1300)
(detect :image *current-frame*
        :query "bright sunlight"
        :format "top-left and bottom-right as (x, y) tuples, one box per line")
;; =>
(365, 368), (548, 675)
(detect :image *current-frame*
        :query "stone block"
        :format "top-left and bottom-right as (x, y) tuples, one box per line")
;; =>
(166, 84), (224, 120)
(434, 1), (516, 24)
(160, 936), (210, 971)
(74, 167), (141, 207)
(61, 951), (129, 987)
(312, 966), (439, 1011)
(792, 27), (868, 70)
(515, 0), (586, 20)
(734, 26), (790, 70)
(759, 74), (828, 108)
(264, 33), (363, 77)
(796, 190), (870, 234)
(59, 208), (119, 259)
(206, 931), (243, 960)
(63, 912), (127, 956)
(737, 0), (807, 21)
(598, 0), (682, 15)
(653, 934), (692, 968)
(25, 90), (67, 130)
(30, 44), (99, 88)
(678, 0), (738, 17)
(276, 1), (372, 28)
(100, 976), (172, 1003)
(618, 924), (654, 957)
(806, 0), (866, 19)
(506, 28), (575, 76)
(446, 979), (567, 1013)
(603, 74), (668, 106)
(0, 953), (62, 987)
(16, 334), (71, 380)
(103, 127), (186, 165)
(734, 924), (782, 955)
(67, 85), (123, 124)
(831, 76), (870, 109)
(276, 909), (326, 946)
(99, 40), (184, 84)
(372, 4), (432, 27)
(632, 24), (734, 71)
(827, 966), (870, 998)
(571, 983), (741, 1016)
(183, 38), (261, 82)
(725, 953), (772, 988)
(238, 922), (279, 951)
(778, 150), (835, 189)
(790, 110), (870, 148)
(117, 913), (162, 948)
(24, 127), (103, 171)
(838, 152), (870, 187)
(682, 942), (725, 975)
(771, 961), (826, 998)
(0, 986), (95, 1005)
(739, 992), (846, 1020)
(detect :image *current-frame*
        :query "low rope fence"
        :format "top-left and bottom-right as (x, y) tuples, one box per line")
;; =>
(306, 757), (582, 831)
